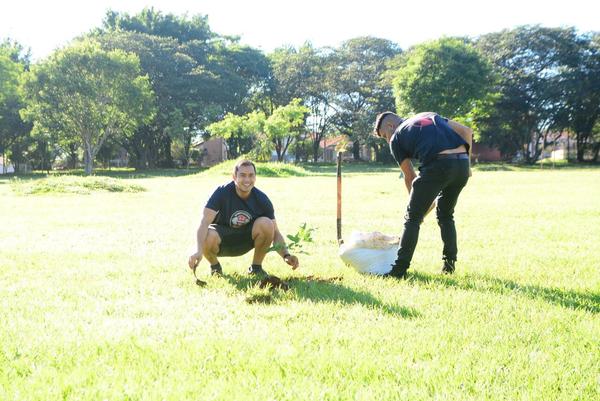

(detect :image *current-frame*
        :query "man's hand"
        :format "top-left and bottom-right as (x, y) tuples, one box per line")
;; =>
(284, 254), (299, 270)
(188, 252), (202, 270)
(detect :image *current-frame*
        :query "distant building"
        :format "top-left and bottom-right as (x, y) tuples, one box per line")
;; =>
(193, 137), (228, 167)
(319, 135), (372, 162)
(0, 157), (15, 174)
(471, 142), (502, 162)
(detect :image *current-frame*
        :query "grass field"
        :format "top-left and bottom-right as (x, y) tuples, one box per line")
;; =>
(1, 163), (599, 400)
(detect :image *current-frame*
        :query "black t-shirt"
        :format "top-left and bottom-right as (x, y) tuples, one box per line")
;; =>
(205, 181), (275, 228)
(390, 112), (468, 166)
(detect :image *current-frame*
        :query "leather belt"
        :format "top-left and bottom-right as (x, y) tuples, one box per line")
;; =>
(436, 152), (469, 160)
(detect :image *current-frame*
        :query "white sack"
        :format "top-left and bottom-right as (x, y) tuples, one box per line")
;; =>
(339, 231), (399, 275)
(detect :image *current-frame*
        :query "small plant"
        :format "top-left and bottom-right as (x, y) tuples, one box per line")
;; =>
(268, 223), (315, 255)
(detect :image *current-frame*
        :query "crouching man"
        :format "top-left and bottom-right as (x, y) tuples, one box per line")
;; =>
(188, 159), (299, 277)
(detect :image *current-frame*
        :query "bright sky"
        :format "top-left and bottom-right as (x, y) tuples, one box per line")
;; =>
(1, 0), (597, 60)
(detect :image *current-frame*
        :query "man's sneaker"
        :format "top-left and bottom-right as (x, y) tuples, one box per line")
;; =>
(210, 263), (223, 277)
(383, 262), (408, 279)
(442, 259), (455, 275)
(248, 264), (268, 277)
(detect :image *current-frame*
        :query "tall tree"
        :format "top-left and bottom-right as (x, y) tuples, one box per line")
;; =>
(476, 26), (584, 163)
(0, 40), (31, 173)
(328, 37), (400, 160)
(392, 37), (492, 117)
(264, 99), (309, 161)
(96, 31), (201, 168)
(102, 7), (214, 43)
(554, 31), (600, 162)
(99, 9), (271, 167)
(269, 44), (338, 162)
(22, 40), (155, 175)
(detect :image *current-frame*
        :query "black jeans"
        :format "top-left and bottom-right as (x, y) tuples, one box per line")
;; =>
(396, 158), (470, 268)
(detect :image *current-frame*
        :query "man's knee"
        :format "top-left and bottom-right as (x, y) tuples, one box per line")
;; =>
(436, 206), (455, 224)
(203, 229), (221, 256)
(405, 209), (425, 226)
(252, 217), (274, 240)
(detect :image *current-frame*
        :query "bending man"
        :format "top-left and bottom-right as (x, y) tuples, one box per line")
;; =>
(373, 112), (472, 278)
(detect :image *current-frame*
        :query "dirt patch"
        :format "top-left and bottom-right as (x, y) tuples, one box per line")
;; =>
(259, 275), (290, 291)
(303, 275), (344, 283)
(245, 293), (273, 304)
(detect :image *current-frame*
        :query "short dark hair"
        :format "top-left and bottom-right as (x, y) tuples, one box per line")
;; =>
(234, 159), (256, 175)
(373, 111), (396, 137)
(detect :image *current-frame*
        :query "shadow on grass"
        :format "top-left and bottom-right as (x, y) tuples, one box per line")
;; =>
(222, 273), (420, 318)
(409, 272), (599, 314)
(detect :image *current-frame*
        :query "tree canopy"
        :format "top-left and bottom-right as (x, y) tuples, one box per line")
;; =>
(21, 40), (155, 174)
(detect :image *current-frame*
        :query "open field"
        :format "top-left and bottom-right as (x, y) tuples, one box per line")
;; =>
(1, 163), (599, 400)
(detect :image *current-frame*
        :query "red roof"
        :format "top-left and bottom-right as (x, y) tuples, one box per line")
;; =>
(319, 135), (350, 149)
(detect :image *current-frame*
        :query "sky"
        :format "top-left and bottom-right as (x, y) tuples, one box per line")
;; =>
(1, 0), (598, 60)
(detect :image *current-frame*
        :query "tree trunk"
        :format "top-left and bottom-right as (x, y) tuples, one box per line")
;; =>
(83, 145), (93, 175)
(576, 133), (585, 162)
(275, 139), (283, 162)
(352, 140), (360, 161)
(183, 133), (192, 169)
(161, 134), (174, 168)
(68, 143), (78, 169)
(592, 142), (600, 163)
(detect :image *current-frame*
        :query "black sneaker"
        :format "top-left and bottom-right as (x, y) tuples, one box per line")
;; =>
(210, 263), (223, 277)
(383, 262), (408, 279)
(441, 259), (455, 275)
(248, 264), (268, 277)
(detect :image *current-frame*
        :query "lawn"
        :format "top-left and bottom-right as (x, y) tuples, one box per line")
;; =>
(1, 163), (598, 400)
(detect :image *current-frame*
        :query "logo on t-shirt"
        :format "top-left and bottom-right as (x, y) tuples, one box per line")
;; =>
(230, 210), (252, 228)
(414, 117), (434, 127)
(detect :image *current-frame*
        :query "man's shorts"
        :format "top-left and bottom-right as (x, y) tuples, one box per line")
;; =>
(210, 222), (255, 257)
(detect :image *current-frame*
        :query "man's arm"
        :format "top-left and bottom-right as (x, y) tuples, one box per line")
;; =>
(399, 158), (417, 194)
(399, 158), (435, 216)
(272, 219), (299, 269)
(447, 119), (473, 176)
(188, 207), (218, 269)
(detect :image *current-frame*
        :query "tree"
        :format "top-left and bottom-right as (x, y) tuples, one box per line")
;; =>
(206, 112), (262, 158)
(328, 37), (401, 160)
(0, 40), (31, 173)
(99, 9), (271, 168)
(392, 37), (492, 117)
(207, 100), (309, 161)
(0, 50), (20, 105)
(22, 40), (155, 175)
(554, 32), (600, 162)
(268, 44), (337, 162)
(264, 99), (309, 161)
(102, 7), (214, 43)
(476, 26), (584, 163)
(96, 31), (200, 168)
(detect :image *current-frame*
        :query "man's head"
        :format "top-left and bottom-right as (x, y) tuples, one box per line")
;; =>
(373, 112), (404, 142)
(232, 159), (257, 196)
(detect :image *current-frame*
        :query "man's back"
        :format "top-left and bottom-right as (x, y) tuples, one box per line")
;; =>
(391, 112), (467, 165)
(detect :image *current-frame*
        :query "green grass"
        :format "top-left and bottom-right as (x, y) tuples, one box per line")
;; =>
(9, 176), (146, 195)
(206, 159), (312, 177)
(0, 163), (599, 400)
